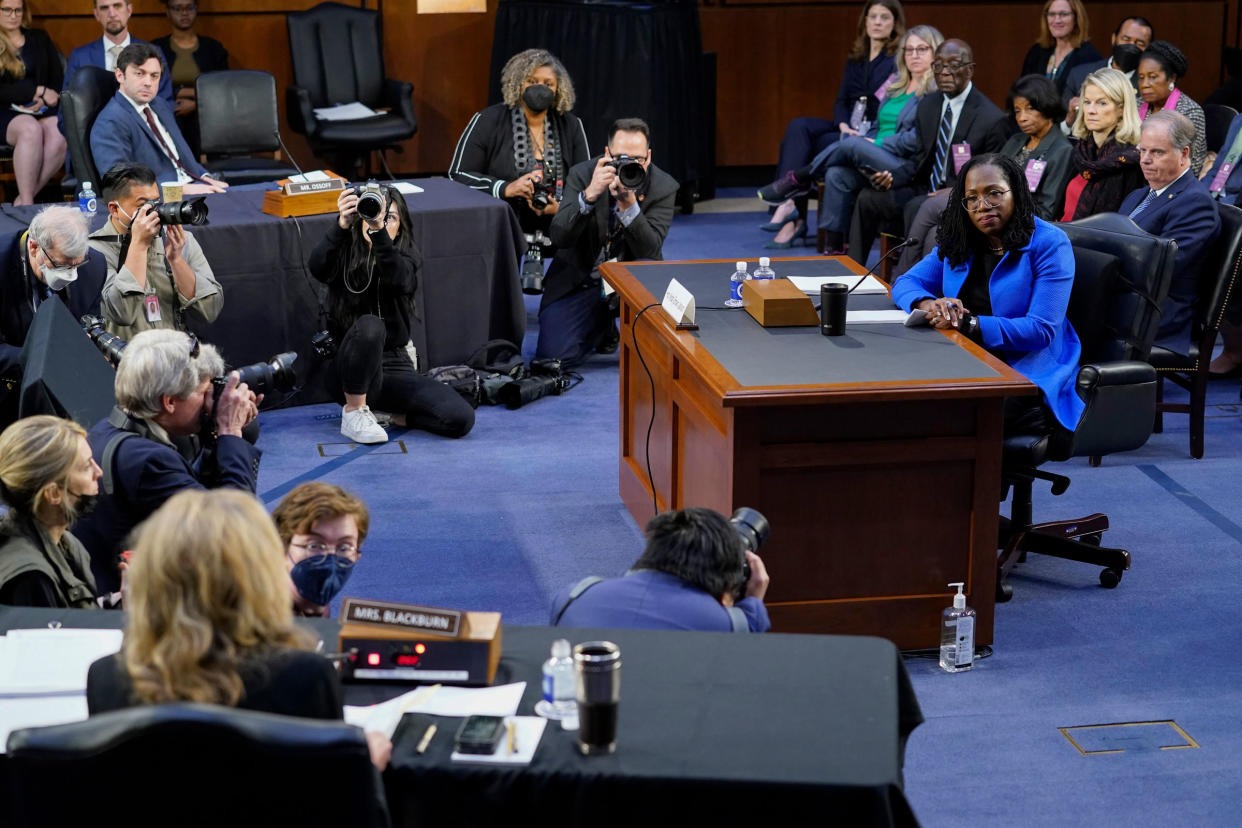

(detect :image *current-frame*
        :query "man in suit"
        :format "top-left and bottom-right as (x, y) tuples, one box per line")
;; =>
(90, 44), (227, 194)
(63, 0), (172, 104)
(1119, 110), (1221, 354)
(1061, 16), (1152, 127)
(848, 38), (1008, 264)
(540, 117), (678, 366)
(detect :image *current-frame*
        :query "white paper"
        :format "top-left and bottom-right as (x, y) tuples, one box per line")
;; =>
(313, 102), (379, 121)
(287, 170), (332, 184)
(343, 683), (441, 738)
(450, 716), (546, 765)
(845, 310), (911, 324)
(789, 274), (887, 295)
(343, 681), (527, 738)
(0, 694), (89, 754)
(0, 629), (123, 695)
(392, 182), (424, 195)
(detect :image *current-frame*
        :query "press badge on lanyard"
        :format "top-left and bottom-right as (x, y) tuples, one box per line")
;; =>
(144, 294), (162, 323)
(1210, 162), (1234, 195)
(1024, 159), (1046, 192)
(952, 143), (971, 174)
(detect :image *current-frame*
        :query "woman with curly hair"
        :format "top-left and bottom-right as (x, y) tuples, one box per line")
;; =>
(1136, 40), (1207, 175)
(1060, 66), (1144, 220)
(892, 154), (1084, 433)
(86, 489), (392, 769)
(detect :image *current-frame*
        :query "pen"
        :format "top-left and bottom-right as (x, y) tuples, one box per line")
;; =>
(416, 724), (437, 754)
(507, 720), (517, 755)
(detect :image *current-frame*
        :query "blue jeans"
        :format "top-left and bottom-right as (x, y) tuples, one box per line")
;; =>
(810, 137), (908, 233)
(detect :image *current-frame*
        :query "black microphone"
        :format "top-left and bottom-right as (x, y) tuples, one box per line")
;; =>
(845, 236), (917, 294)
(273, 128), (306, 178)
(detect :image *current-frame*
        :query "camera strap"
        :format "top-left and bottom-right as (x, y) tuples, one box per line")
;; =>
(100, 407), (149, 496)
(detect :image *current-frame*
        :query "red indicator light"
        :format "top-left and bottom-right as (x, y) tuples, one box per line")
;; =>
(395, 654), (420, 666)
(367, 652), (381, 666)
(414, 643), (426, 654)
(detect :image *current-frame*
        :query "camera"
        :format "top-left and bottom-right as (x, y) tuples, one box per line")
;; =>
(355, 180), (385, 221)
(496, 357), (577, 409)
(81, 315), (128, 367)
(521, 230), (550, 295)
(144, 197), (209, 227)
(310, 330), (337, 360)
(729, 507), (769, 589)
(608, 154), (647, 189)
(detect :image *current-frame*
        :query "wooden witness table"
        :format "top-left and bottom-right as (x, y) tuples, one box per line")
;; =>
(600, 256), (1037, 649)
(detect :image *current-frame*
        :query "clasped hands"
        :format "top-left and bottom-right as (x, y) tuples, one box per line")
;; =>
(916, 297), (970, 330)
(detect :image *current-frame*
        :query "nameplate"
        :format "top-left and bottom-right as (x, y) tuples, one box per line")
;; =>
(662, 277), (697, 327)
(341, 598), (463, 637)
(284, 177), (348, 197)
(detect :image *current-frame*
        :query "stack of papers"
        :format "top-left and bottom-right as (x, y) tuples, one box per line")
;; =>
(787, 274), (888, 295)
(313, 102), (379, 121)
(343, 681), (526, 738)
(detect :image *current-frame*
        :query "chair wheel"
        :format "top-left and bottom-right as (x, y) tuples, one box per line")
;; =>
(1099, 568), (1123, 588)
(1082, 532), (1102, 546)
(996, 582), (1014, 602)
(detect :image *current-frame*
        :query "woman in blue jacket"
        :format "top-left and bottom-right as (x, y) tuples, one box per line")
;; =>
(892, 154), (1084, 432)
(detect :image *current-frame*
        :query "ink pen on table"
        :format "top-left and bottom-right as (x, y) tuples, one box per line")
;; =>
(416, 724), (437, 754)
(507, 720), (517, 756)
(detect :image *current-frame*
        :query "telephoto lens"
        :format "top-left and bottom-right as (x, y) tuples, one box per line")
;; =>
(80, 315), (128, 367)
(355, 181), (385, 220)
(152, 197), (209, 226)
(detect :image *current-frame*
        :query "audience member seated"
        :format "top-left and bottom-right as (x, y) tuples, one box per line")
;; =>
(892, 154), (1084, 434)
(90, 43), (227, 194)
(0, 205), (96, 426)
(72, 329), (261, 593)
(551, 506), (771, 632)
(1136, 41), (1207, 176)
(1118, 110), (1220, 354)
(0, 0), (65, 205)
(761, 0), (905, 246)
(758, 25), (941, 253)
(1208, 313), (1242, 379)
(1060, 67), (1144, 220)
(152, 0), (228, 157)
(85, 488), (392, 770)
(848, 38), (1007, 264)
(1204, 109), (1242, 203)
(272, 482), (368, 618)
(896, 75), (1072, 274)
(309, 184), (474, 444)
(63, 0), (171, 105)
(0, 415), (113, 608)
(1019, 0), (1102, 97)
(89, 162), (221, 339)
(1061, 16), (1151, 125)
(541, 117), (678, 365)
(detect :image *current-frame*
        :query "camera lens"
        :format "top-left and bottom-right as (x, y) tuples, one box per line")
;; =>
(730, 507), (769, 553)
(356, 182), (385, 221)
(153, 198), (209, 226)
(617, 161), (646, 190)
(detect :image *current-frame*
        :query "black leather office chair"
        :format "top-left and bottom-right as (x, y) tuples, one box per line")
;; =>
(1149, 202), (1242, 458)
(286, 1), (417, 178)
(6, 703), (390, 827)
(61, 66), (118, 192)
(996, 212), (1176, 601)
(1204, 103), (1239, 154)
(196, 70), (302, 185)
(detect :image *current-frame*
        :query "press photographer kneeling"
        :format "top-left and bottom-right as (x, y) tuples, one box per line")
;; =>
(310, 184), (474, 444)
(72, 329), (262, 593)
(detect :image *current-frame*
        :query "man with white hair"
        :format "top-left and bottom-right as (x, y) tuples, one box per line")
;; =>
(72, 329), (260, 591)
(1118, 109), (1220, 353)
(0, 205), (105, 426)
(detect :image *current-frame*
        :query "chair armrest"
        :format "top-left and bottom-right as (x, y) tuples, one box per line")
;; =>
(381, 78), (416, 129)
(286, 84), (316, 138)
(1077, 360), (1156, 392)
(1053, 360), (1157, 460)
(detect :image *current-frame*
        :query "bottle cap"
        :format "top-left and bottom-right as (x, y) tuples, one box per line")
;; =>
(949, 582), (966, 610)
(83, 182), (92, 189)
(759, 257), (770, 267)
(552, 638), (571, 658)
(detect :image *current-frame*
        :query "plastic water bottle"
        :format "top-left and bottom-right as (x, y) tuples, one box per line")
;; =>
(725, 260), (749, 307)
(753, 257), (776, 281)
(77, 181), (97, 218)
(849, 96), (869, 132)
(939, 582), (976, 673)
(541, 638), (577, 719)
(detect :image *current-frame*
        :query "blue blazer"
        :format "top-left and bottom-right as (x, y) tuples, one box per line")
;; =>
(1204, 113), (1242, 204)
(90, 92), (207, 184)
(63, 38), (173, 103)
(892, 217), (1086, 431)
(1117, 171), (1220, 352)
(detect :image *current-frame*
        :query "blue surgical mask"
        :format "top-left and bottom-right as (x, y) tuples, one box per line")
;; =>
(288, 554), (355, 607)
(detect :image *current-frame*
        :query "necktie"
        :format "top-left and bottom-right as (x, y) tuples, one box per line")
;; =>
(931, 102), (952, 190)
(107, 44), (121, 71)
(1128, 189), (1158, 219)
(142, 106), (201, 183)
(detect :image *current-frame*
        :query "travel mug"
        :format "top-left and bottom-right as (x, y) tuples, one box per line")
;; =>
(574, 641), (621, 755)
(820, 283), (848, 336)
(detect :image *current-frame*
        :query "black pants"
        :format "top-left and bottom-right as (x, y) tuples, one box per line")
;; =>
(333, 315), (474, 438)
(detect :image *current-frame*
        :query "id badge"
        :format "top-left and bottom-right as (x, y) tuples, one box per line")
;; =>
(951, 143), (972, 174)
(1210, 162), (1234, 194)
(144, 294), (162, 323)
(1024, 159), (1047, 192)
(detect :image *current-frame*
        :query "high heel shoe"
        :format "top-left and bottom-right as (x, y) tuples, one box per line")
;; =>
(763, 220), (808, 249)
(759, 208), (800, 232)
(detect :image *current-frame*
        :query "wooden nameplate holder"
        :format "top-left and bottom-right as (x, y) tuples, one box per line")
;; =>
(261, 170), (349, 218)
(742, 278), (820, 327)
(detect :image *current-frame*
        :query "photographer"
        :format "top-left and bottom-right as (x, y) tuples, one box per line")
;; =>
(309, 184), (474, 445)
(72, 329), (261, 593)
(539, 118), (678, 365)
(89, 161), (222, 340)
(551, 507), (771, 633)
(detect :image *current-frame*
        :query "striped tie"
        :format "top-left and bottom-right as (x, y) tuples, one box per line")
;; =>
(931, 103), (953, 190)
(1128, 189), (1158, 219)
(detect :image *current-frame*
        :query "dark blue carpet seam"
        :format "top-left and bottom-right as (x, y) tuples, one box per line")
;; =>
(1138, 464), (1242, 544)
(258, 428), (410, 504)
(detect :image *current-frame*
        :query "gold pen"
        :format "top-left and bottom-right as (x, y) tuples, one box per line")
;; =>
(416, 723), (437, 754)
(507, 720), (517, 755)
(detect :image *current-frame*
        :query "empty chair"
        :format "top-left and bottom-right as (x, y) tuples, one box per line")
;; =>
(61, 66), (118, 191)
(195, 70), (301, 185)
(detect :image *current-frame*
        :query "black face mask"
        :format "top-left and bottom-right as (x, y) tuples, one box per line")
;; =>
(522, 84), (556, 113)
(70, 492), (98, 518)
(1111, 43), (1142, 74)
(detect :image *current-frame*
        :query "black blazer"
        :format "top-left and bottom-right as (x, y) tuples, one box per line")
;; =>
(1060, 58), (1140, 106)
(1021, 41), (1104, 96)
(0, 237), (105, 357)
(0, 28), (63, 109)
(895, 86), (1008, 191)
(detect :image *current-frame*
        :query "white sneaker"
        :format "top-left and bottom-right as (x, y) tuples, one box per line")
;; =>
(341, 405), (388, 444)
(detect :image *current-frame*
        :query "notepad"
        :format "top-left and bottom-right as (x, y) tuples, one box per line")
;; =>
(450, 716), (546, 765)
(343, 681), (527, 738)
(788, 274), (887, 295)
(845, 310), (910, 324)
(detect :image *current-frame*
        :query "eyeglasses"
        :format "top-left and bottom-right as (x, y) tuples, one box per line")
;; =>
(187, 332), (200, 359)
(962, 188), (1012, 212)
(290, 541), (360, 561)
(1045, 10), (1074, 19)
(0, 7), (24, 17)
(903, 45), (932, 55)
(932, 61), (974, 74)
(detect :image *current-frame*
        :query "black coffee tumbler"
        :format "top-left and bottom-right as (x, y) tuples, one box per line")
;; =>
(574, 641), (621, 755)
(820, 283), (848, 336)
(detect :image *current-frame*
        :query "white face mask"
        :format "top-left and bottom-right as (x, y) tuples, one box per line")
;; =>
(31, 243), (80, 292)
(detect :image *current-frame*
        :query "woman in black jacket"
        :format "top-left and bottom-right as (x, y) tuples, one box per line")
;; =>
(0, 2), (65, 205)
(309, 184), (474, 445)
(1019, 0), (1102, 97)
(153, 0), (229, 156)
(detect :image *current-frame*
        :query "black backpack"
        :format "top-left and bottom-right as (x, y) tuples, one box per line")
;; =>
(467, 339), (526, 380)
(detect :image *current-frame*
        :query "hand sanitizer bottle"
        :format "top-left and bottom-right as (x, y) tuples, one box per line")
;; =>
(939, 582), (975, 672)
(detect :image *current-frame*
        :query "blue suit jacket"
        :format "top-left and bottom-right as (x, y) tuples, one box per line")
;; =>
(90, 92), (206, 184)
(1117, 171), (1221, 352)
(62, 38), (173, 103)
(1202, 112), (1242, 204)
(892, 217), (1086, 431)
(551, 570), (770, 633)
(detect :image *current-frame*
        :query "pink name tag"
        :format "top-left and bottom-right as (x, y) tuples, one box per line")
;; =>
(952, 143), (971, 173)
(1024, 159), (1047, 192)
(1210, 162), (1234, 194)
(144, 294), (162, 323)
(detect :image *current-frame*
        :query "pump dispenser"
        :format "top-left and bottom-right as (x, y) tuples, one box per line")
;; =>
(939, 582), (975, 672)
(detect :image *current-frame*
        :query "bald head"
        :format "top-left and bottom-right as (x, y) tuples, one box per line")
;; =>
(934, 39), (975, 96)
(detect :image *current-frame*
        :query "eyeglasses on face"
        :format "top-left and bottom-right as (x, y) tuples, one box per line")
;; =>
(903, 45), (932, 55)
(290, 541), (360, 561)
(1046, 10), (1074, 19)
(0, 7), (24, 17)
(932, 61), (974, 74)
(187, 333), (201, 359)
(961, 188), (1012, 212)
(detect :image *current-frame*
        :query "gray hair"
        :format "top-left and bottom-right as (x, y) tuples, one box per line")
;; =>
(28, 206), (89, 261)
(115, 329), (223, 419)
(499, 48), (575, 113)
(1142, 109), (1195, 153)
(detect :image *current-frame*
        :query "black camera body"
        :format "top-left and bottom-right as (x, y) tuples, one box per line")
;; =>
(529, 170), (552, 211)
(144, 197), (209, 228)
(310, 330), (337, 360)
(355, 180), (386, 221)
(210, 352), (299, 406)
(608, 155), (646, 190)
